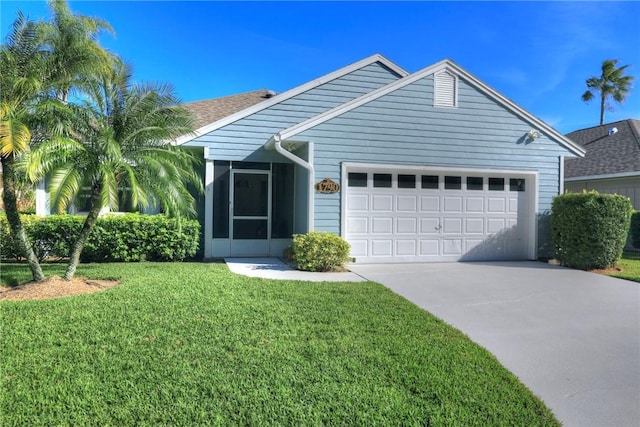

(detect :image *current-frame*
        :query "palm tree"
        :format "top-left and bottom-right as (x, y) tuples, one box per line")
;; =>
(40, 0), (114, 102)
(582, 59), (635, 125)
(27, 59), (201, 280)
(0, 12), (48, 281)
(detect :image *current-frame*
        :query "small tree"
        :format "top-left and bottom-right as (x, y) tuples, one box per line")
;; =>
(582, 59), (635, 125)
(552, 191), (633, 270)
(27, 59), (202, 280)
(0, 13), (48, 281)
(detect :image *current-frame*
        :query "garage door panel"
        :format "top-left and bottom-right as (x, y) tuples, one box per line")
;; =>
(372, 217), (393, 234)
(464, 238), (485, 254)
(444, 196), (463, 212)
(372, 240), (393, 256)
(487, 218), (506, 233)
(420, 239), (439, 256)
(420, 218), (440, 234)
(443, 239), (462, 255)
(350, 240), (368, 257)
(372, 195), (393, 211)
(396, 239), (417, 256)
(487, 198), (506, 213)
(397, 195), (418, 212)
(509, 198), (519, 213)
(345, 168), (532, 263)
(465, 197), (484, 213)
(465, 218), (484, 234)
(443, 218), (462, 234)
(347, 217), (368, 234)
(348, 194), (369, 211)
(397, 217), (417, 234)
(420, 196), (440, 212)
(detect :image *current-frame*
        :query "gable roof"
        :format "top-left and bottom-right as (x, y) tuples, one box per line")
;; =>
(564, 119), (640, 179)
(267, 59), (585, 157)
(182, 89), (274, 129)
(175, 54), (408, 145)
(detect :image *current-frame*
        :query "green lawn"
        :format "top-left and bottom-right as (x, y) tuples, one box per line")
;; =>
(1, 262), (559, 426)
(607, 251), (640, 282)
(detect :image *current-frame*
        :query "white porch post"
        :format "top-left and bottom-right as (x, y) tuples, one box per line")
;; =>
(559, 155), (565, 195)
(203, 147), (214, 258)
(35, 180), (48, 215)
(307, 141), (315, 231)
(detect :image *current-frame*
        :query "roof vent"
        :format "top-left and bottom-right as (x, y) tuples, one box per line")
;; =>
(264, 89), (276, 98)
(608, 127), (618, 136)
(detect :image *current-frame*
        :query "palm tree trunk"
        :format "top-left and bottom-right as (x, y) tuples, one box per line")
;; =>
(600, 91), (606, 125)
(64, 186), (101, 280)
(1, 155), (45, 281)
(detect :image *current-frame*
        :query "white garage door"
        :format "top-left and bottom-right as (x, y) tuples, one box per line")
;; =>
(344, 167), (534, 263)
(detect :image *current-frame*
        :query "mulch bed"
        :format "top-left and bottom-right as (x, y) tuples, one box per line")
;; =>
(0, 276), (120, 301)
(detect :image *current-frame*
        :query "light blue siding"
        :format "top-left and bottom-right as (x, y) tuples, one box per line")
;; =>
(295, 74), (576, 254)
(186, 61), (404, 161)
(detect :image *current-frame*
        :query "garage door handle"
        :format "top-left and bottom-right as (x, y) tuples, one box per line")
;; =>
(435, 224), (442, 231)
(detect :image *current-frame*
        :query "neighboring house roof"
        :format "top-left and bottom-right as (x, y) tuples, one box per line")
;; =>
(267, 58), (585, 157)
(564, 119), (640, 180)
(175, 54), (408, 145)
(182, 89), (274, 129)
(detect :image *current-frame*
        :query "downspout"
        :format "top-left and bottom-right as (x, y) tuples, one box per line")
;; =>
(268, 134), (315, 232)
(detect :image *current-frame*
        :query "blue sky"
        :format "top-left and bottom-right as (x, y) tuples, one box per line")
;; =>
(1, 1), (639, 133)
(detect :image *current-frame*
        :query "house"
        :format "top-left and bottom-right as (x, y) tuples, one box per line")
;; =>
(564, 119), (640, 209)
(177, 54), (584, 263)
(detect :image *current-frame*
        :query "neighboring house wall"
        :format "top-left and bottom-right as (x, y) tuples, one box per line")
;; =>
(565, 177), (640, 210)
(295, 74), (575, 240)
(188, 61), (404, 163)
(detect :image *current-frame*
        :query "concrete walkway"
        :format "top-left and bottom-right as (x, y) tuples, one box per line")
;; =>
(348, 261), (640, 427)
(225, 258), (366, 282)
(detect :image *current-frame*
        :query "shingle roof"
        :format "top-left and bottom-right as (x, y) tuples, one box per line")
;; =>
(182, 89), (275, 129)
(564, 119), (640, 178)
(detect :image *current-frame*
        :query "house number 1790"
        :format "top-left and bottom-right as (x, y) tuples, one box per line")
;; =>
(315, 178), (340, 194)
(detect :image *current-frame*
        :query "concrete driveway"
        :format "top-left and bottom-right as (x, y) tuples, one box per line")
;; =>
(348, 261), (640, 427)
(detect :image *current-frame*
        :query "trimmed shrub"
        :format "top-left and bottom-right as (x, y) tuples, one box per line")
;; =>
(0, 213), (199, 262)
(292, 231), (351, 272)
(29, 215), (83, 260)
(630, 211), (640, 249)
(552, 191), (633, 270)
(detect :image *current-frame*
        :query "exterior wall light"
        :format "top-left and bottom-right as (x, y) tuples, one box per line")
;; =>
(527, 129), (541, 140)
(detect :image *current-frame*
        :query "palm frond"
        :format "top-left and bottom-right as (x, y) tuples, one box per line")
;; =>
(48, 166), (82, 212)
(0, 114), (31, 157)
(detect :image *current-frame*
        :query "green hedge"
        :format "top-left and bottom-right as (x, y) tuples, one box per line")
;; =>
(292, 231), (351, 272)
(0, 213), (199, 262)
(630, 211), (640, 249)
(552, 192), (633, 270)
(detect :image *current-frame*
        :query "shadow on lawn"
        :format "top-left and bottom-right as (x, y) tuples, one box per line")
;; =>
(0, 262), (66, 287)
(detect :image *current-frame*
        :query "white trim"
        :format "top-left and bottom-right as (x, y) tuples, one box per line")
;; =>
(204, 157), (214, 258)
(175, 54), (408, 146)
(559, 156), (565, 195)
(565, 171), (640, 182)
(35, 180), (48, 216)
(342, 161), (538, 176)
(340, 162), (347, 239)
(277, 59), (585, 157)
(533, 170), (540, 261)
(307, 142), (315, 232)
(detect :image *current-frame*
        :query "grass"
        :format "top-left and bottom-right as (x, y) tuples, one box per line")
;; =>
(606, 251), (640, 282)
(1, 262), (559, 426)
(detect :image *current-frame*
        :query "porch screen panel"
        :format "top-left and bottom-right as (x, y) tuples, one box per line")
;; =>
(272, 163), (294, 238)
(213, 161), (230, 238)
